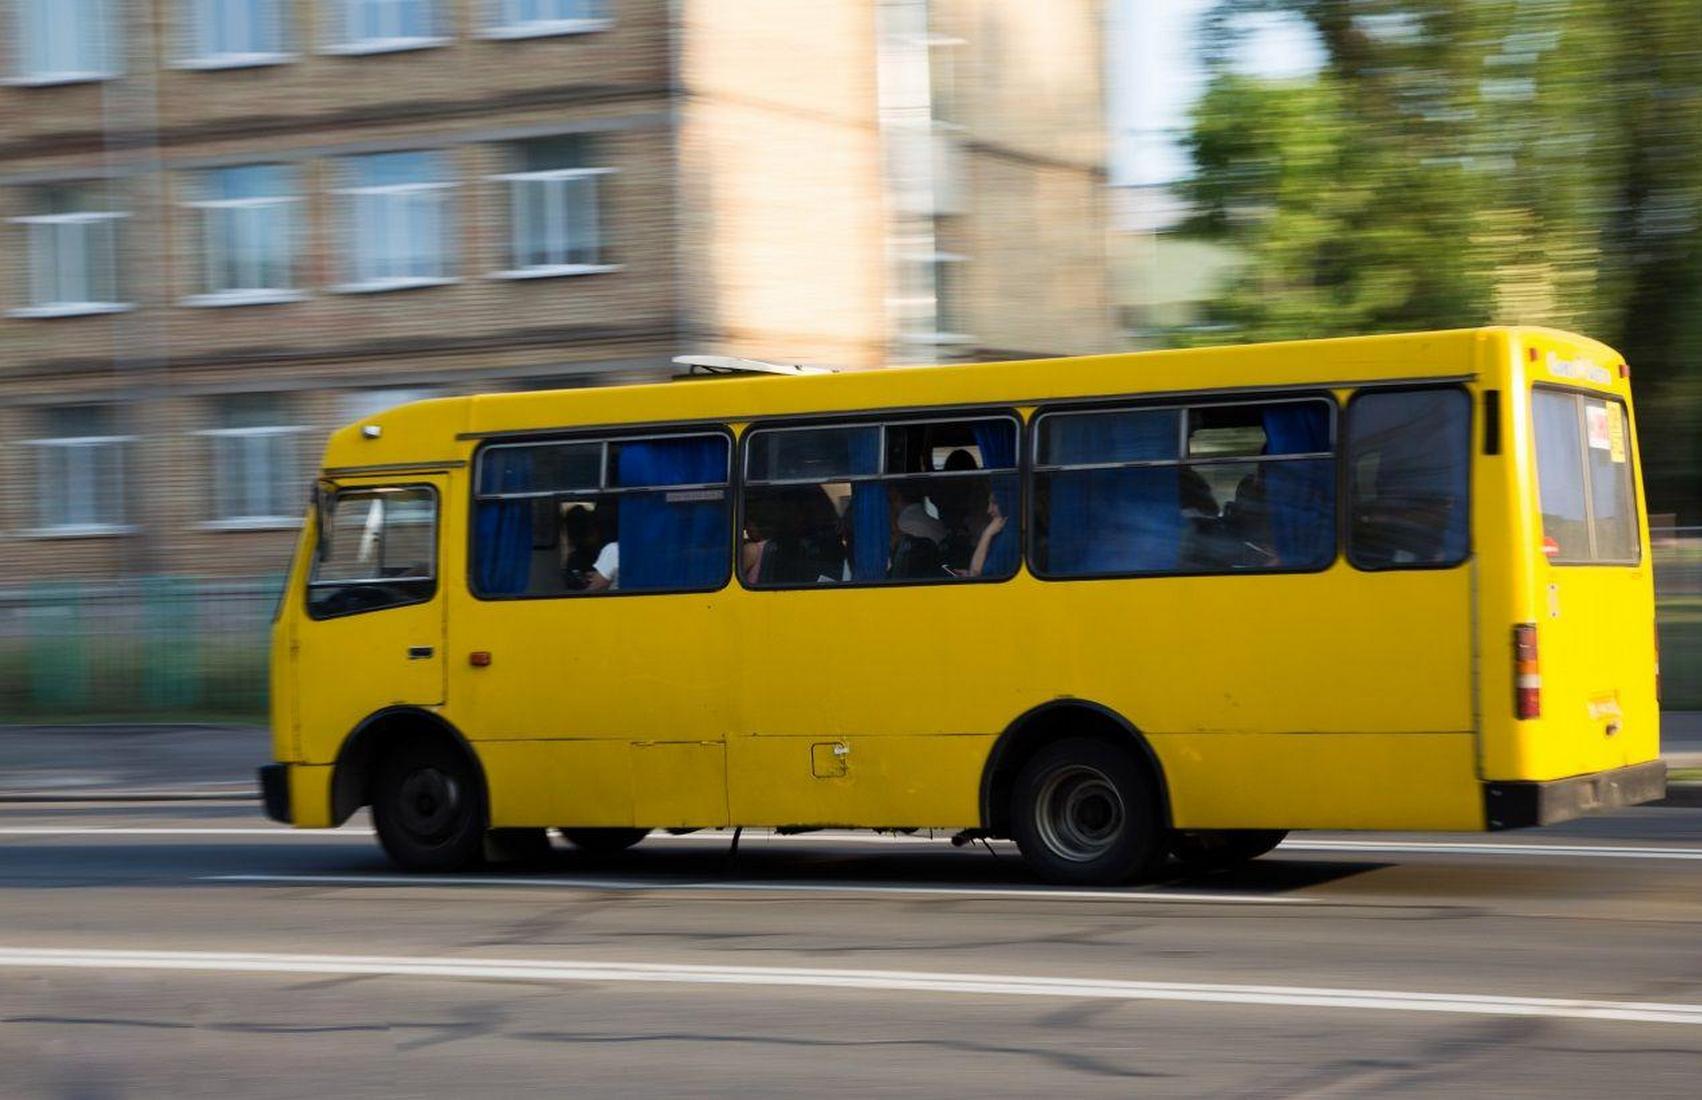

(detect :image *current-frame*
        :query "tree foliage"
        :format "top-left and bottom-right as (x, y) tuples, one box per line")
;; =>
(1178, 0), (1702, 519)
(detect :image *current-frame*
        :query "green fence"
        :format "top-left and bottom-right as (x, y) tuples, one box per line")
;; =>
(1, 537), (1698, 723)
(0, 576), (284, 723)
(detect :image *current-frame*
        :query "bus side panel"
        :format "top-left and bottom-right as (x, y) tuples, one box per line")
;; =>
(726, 733), (991, 828)
(1154, 732), (1482, 830)
(480, 741), (635, 828)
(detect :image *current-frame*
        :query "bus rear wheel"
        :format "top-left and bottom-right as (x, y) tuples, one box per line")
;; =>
(1010, 737), (1163, 885)
(372, 738), (485, 872)
(1170, 829), (1288, 871)
(559, 827), (651, 855)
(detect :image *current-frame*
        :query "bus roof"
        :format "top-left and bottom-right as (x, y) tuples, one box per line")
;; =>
(319, 326), (1628, 472)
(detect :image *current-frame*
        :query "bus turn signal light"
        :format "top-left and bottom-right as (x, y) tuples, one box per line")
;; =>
(469, 651), (492, 668)
(1514, 624), (1541, 719)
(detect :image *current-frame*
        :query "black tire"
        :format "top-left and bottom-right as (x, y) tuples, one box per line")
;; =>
(371, 737), (485, 872)
(1169, 829), (1288, 871)
(1010, 737), (1164, 885)
(559, 827), (651, 855)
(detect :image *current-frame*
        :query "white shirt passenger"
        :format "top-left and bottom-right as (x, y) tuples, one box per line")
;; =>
(593, 542), (620, 590)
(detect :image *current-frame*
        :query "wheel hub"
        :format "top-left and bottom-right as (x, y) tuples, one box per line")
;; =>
(1034, 764), (1126, 862)
(396, 767), (460, 840)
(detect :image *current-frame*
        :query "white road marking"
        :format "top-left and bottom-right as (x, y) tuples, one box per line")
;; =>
(1282, 840), (1702, 862)
(10, 826), (1702, 863)
(0, 947), (1697, 1025)
(0, 827), (371, 837)
(204, 872), (1304, 905)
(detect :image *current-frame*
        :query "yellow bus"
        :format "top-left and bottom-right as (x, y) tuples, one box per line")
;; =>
(261, 326), (1665, 884)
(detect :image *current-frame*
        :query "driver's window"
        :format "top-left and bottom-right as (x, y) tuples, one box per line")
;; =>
(308, 486), (437, 618)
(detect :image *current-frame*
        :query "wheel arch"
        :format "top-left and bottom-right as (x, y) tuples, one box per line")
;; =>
(979, 700), (1172, 836)
(329, 707), (487, 827)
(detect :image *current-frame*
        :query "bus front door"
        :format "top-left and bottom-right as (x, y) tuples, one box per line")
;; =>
(293, 479), (448, 770)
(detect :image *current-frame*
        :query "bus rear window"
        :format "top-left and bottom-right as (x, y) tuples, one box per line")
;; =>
(1531, 389), (1639, 564)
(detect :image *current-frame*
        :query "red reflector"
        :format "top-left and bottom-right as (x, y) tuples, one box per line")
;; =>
(1516, 687), (1542, 719)
(1513, 624), (1540, 719)
(469, 651), (492, 668)
(1619, 362), (1629, 379)
(1527, 347), (1538, 362)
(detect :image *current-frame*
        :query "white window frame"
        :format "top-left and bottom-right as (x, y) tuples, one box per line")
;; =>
(182, 170), (302, 306)
(894, 249), (972, 346)
(480, 0), (611, 41)
(322, 0), (447, 55)
(8, 207), (130, 318)
(5, 0), (120, 85)
(489, 165), (618, 280)
(197, 423), (305, 528)
(177, 0), (294, 70)
(333, 159), (457, 293)
(24, 431), (136, 537)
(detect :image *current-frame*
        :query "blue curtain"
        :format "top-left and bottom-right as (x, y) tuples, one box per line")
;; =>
(473, 449), (535, 595)
(617, 438), (730, 590)
(849, 430), (889, 581)
(1046, 411), (1181, 574)
(970, 420), (1018, 576)
(1260, 405), (1334, 567)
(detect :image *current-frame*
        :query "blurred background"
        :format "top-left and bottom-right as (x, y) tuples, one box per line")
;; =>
(0, 0), (1695, 723)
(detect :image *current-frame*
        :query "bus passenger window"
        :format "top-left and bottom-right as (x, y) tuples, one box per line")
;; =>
(307, 486), (437, 618)
(1032, 401), (1334, 577)
(1345, 389), (1470, 570)
(743, 417), (1020, 587)
(472, 433), (731, 597)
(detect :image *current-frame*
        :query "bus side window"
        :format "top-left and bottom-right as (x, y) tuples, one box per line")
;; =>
(742, 417), (1019, 587)
(1031, 400), (1334, 577)
(1344, 389), (1470, 570)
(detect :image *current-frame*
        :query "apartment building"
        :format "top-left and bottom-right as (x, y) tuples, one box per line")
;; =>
(0, 0), (1112, 582)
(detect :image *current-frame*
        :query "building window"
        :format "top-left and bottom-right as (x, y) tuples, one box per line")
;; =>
(28, 406), (131, 534)
(336, 151), (454, 291)
(329, 0), (441, 52)
(1031, 399), (1336, 577)
(200, 395), (302, 526)
(486, 0), (608, 40)
(9, 183), (126, 317)
(186, 164), (298, 304)
(494, 136), (615, 278)
(10, 0), (116, 83)
(184, 0), (289, 66)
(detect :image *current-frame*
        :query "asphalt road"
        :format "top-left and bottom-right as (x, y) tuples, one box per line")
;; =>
(1, 802), (1700, 1098)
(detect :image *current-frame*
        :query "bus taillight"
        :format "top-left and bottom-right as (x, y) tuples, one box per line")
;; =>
(1514, 624), (1541, 719)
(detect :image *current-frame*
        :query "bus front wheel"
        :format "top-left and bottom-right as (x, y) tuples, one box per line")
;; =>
(372, 739), (485, 872)
(560, 827), (651, 855)
(1010, 737), (1163, 885)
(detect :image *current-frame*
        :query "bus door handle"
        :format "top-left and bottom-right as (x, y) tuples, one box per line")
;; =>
(407, 646), (434, 660)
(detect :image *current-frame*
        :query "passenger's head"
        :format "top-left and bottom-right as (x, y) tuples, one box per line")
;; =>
(561, 505), (597, 551)
(942, 448), (978, 473)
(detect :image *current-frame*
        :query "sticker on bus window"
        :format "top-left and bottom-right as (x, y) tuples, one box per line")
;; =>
(1585, 404), (1611, 450)
(1542, 536), (1560, 558)
(1606, 404), (1627, 463)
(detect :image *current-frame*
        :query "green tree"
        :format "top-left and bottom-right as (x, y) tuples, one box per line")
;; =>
(1179, 0), (1702, 520)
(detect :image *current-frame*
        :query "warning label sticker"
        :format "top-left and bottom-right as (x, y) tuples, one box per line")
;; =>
(1585, 403), (1611, 451)
(1606, 404), (1627, 463)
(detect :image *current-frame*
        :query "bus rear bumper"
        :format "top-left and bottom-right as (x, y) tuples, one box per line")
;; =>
(1484, 761), (1667, 830)
(259, 764), (291, 825)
